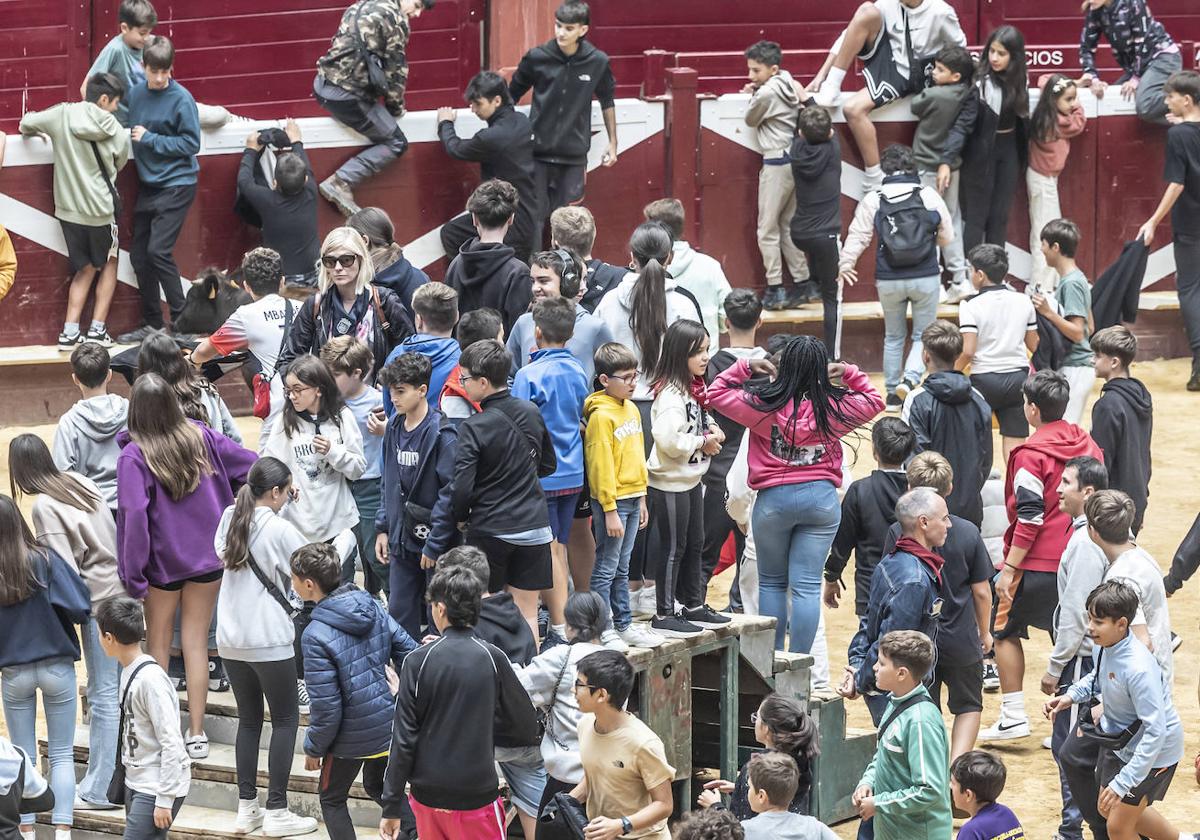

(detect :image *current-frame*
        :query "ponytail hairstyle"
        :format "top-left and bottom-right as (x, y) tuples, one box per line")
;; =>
(136, 330), (214, 426)
(347, 206), (404, 272)
(744, 335), (861, 447)
(127, 373), (215, 501)
(281, 354), (345, 437)
(626, 222), (673, 373)
(1030, 73), (1077, 144)
(221, 456), (292, 570)
(979, 25), (1029, 119)
(8, 433), (101, 513)
(563, 591), (609, 644)
(757, 693), (820, 790)
(0, 494), (46, 607)
(646, 319), (707, 395)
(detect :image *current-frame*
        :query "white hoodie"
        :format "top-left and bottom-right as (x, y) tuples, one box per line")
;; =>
(667, 242), (732, 346)
(263, 405), (366, 542)
(214, 506), (308, 662)
(515, 641), (605, 783)
(648, 384), (718, 492)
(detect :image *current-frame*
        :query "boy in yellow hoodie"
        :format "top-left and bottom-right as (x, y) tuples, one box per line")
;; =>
(583, 343), (664, 650)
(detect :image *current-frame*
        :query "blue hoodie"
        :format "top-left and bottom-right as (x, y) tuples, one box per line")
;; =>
(375, 407), (459, 559)
(373, 258), (430, 324)
(381, 334), (461, 415)
(124, 79), (200, 188)
(510, 348), (589, 492)
(302, 583), (417, 759)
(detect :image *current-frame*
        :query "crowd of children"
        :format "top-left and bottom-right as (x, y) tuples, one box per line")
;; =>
(5, 1), (1200, 839)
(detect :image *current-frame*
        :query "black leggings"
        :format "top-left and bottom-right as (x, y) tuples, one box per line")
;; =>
(628, 399), (655, 583)
(649, 485), (705, 616)
(963, 130), (1020, 254)
(318, 754), (409, 840)
(791, 233), (842, 358)
(224, 657), (300, 810)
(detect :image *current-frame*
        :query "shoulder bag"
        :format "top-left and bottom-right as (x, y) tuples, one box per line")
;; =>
(106, 660), (155, 805)
(252, 300), (293, 419)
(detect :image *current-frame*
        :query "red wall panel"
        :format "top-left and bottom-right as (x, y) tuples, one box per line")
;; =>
(979, 0), (1200, 50)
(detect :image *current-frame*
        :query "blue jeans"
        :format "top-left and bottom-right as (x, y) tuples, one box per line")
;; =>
(876, 275), (941, 393)
(79, 617), (121, 806)
(1052, 655), (1093, 840)
(591, 497), (640, 632)
(2, 656), (78, 825)
(753, 481), (841, 652)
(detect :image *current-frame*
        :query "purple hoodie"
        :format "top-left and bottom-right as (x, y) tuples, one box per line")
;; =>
(116, 422), (257, 598)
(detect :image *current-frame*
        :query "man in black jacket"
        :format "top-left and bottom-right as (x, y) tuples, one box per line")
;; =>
(509, 1), (618, 250)
(437, 71), (538, 262)
(902, 320), (993, 528)
(451, 339), (556, 643)
(379, 566), (539, 840)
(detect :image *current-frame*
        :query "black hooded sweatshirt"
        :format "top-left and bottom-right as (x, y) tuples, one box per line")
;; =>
(789, 133), (842, 239)
(1090, 377), (1153, 535)
(443, 239), (532, 335)
(903, 370), (994, 528)
(825, 470), (908, 616)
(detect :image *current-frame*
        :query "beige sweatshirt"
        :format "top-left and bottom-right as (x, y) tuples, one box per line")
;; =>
(744, 69), (800, 157)
(32, 473), (124, 603)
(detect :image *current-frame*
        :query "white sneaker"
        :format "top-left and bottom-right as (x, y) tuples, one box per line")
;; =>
(185, 731), (209, 760)
(1042, 735), (1053, 750)
(619, 623), (667, 649)
(978, 717), (1030, 741)
(262, 808), (318, 837)
(600, 628), (629, 652)
(633, 587), (656, 618)
(235, 800), (264, 834)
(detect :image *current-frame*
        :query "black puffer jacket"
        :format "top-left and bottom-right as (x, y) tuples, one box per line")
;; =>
(279, 285), (414, 382)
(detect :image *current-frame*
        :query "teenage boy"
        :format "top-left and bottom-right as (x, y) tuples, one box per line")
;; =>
(190, 248), (293, 450)
(569, 650), (674, 840)
(314, 0), (434, 216)
(901, 320), (992, 527)
(20, 73), (128, 349)
(983, 370), (1102, 742)
(439, 307), (504, 426)
(95, 597), (190, 839)
(1043, 455), (1108, 840)
(1032, 219), (1095, 424)
(1079, 0), (1182, 125)
(290, 543), (417, 840)
(83, 0), (155, 127)
(117, 35), (200, 344)
(452, 339), (556, 643)
(957, 244), (1039, 460)
(824, 417), (915, 618)
(443, 179), (533, 335)
(1137, 70), (1200, 389)
(643, 198), (732, 345)
(382, 282), (461, 414)
(851, 630), (951, 840)
(238, 119), (319, 283)
(550, 205), (627, 312)
(1045, 581), (1190, 840)
(1090, 325), (1153, 535)
(839, 144), (954, 409)
(509, 0), (618, 247)
(376, 352), (459, 638)
(787, 106), (842, 355)
(739, 752), (839, 840)
(809, 0), (966, 187)
(53, 342), (128, 511)
(910, 45), (975, 303)
(379, 566), (540, 840)
(743, 40), (812, 305)
(511, 297), (591, 648)
(437, 71), (538, 262)
(950, 752), (1024, 840)
(508, 249), (613, 382)
(842, 487), (949, 726)
(1087, 489), (1173, 678)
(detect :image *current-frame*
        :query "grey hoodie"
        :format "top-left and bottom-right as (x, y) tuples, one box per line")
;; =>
(744, 69), (801, 157)
(52, 394), (129, 508)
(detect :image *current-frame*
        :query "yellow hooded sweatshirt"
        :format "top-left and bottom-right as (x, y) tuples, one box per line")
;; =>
(583, 391), (648, 513)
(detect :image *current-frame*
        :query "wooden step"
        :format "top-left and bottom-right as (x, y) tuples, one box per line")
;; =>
(36, 803), (379, 840)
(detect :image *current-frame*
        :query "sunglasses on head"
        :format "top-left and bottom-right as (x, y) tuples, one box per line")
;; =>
(321, 253), (359, 269)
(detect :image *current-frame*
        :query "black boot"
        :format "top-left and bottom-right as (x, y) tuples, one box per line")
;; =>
(1189, 352), (1200, 391)
(763, 285), (790, 310)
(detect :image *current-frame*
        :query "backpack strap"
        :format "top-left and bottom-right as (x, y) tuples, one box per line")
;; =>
(370, 285), (390, 331)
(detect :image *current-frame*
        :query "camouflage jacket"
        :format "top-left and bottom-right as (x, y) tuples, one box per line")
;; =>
(317, 0), (410, 115)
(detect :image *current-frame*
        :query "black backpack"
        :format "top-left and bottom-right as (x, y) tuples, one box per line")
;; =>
(874, 185), (939, 269)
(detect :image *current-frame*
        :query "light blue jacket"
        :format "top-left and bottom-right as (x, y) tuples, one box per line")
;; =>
(511, 348), (589, 492)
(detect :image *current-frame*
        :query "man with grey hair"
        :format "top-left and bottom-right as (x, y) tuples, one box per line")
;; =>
(841, 486), (950, 724)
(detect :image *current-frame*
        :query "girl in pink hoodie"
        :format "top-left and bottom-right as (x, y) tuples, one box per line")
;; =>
(708, 336), (883, 652)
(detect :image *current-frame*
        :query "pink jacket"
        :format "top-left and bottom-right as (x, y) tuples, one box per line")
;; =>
(708, 359), (883, 491)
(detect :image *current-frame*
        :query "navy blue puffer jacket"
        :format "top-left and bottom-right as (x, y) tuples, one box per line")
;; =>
(301, 584), (416, 759)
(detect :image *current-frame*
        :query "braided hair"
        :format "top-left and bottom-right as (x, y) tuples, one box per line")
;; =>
(744, 335), (862, 447)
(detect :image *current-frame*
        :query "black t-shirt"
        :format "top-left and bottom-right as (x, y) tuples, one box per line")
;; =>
(1164, 122), (1200, 238)
(239, 143), (320, 276)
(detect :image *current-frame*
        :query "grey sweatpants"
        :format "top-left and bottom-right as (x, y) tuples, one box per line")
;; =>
(123, 790), (185, 840)
(1135, 50), (1183, 125)
(313, 76), (409, 187)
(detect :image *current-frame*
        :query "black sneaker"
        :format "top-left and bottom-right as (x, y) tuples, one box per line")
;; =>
(541, 629), (568, 653)
(682, 605), (731, 627)
(116, 324), (156, 345)
(83, 326), (113, 347)
(650, 614), (704, 638)
(762, 285), (790, 311)
(1172, 631), (1182, 652)
(168, 655), (186, 692)
(895, 374), (920, 401)
(885, 393), (903, 413)
(982, 660), (1000, 692)
(57, 331), (82, 351)
(208, 655), (230, 692)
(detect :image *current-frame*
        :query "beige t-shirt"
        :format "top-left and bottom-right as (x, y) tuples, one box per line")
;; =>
(578, 713), (675, 840)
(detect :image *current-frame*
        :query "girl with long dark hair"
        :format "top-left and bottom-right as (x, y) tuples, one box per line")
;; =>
(9, 434), (123, 809)
(1027, 74), (1087, 294)
(347, 207), (429, 322)
(708, 336), (883, 652)
(137, 330), (242, 444)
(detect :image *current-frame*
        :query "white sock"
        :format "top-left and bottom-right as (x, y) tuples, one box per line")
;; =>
(1000, 691), (1026, 721)
(822, 67), (847, 93)
(864, 164), (883, 188)
(63, 322), (80, 337)
(89, 319), (106, 332)
(551, 623), (566, 638)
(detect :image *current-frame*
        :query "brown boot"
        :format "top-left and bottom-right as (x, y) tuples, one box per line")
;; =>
(319, 175), (360, 217)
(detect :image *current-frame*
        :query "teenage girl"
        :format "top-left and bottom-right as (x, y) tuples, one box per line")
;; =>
(214, 457), (316, 837)
(1027, 74), (1087, 295)
(645, 319), (727, 638)
(955, 25), (1030, 254)
(137, 331), (242, 445)
(708, 335), (883, 652)
(8, 435), (122, 809)
(116, 373), (257, 759)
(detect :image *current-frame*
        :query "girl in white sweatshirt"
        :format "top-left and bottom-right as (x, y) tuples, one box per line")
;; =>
(213, 457), (316, 837)
(645, 320), (726, 638)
